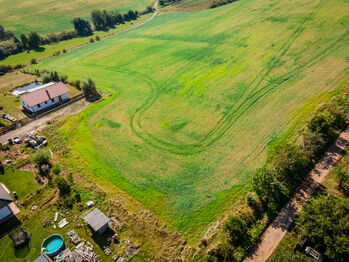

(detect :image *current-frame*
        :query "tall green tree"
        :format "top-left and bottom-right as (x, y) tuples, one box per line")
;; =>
(296, 197), (349, 261)
(27, 31), (40, 49)
(82, 78), (97, 97)
(252, 168), (289, 206)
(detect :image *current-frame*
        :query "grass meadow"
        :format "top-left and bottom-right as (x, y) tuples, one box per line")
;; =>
(34, 0), (349, 237)
(0, 0), (153, 35)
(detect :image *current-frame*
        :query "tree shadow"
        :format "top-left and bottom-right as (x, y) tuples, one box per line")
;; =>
(0, 216), (22, 239)
(91, 227), (115, 249)
(33, 47), (45, 52)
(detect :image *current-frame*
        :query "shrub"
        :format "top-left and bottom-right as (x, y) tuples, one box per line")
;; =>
(0, 143), (11, 151)
(30, 58), (37, 64)
(225, 215), (246, 247)
(73, 79), (81, 90)
(269, 251), (312, 262)
(52, 165), (60, 175)
(82, 78), (97, 98)
(73, 192), (81, 202)
(32, 149), (50, 167)
(53, 176), (71, 197)
(40, 164), (50, 175)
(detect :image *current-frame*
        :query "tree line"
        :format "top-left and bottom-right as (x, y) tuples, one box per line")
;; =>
(210, 0), (238, 9)
(206, 85), (348, 261)
(0, 5), (155, 60)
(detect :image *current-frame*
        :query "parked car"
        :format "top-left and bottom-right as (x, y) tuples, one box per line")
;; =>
(13, 136), (22, 144)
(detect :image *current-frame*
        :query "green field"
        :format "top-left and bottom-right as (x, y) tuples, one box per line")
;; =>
(0, 0), (153, 35)
(34, 0), (349, 236)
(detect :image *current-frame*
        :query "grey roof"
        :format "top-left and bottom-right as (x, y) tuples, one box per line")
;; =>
(0, 184), (13, 209)
(83, 208), (109, 232)
(33, 253), (52, 262)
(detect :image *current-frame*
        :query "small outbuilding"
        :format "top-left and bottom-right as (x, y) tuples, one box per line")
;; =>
(33, 253), (52, 262)
(83, 208), (110, 234)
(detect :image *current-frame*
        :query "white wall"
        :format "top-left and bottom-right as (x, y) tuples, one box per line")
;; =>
(20, 93), (70, 113)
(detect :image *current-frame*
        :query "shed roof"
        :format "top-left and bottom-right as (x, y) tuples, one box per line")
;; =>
(33, 253), (53, 262)
(0, 183), (13, 209)
(83, 208), (109, 232)
(20, 82), (69, 107)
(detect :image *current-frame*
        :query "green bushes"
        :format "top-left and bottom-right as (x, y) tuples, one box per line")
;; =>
(270, 251), (312, 262)
(82, 78), (97, 98)
(32, 149), (51, 175)
(296, 197), (349, 261)
(53, 175), (70, 197)
(210, 0), (238, 9)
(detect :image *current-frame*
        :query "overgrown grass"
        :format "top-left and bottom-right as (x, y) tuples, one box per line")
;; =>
(33, 0), (349, 237)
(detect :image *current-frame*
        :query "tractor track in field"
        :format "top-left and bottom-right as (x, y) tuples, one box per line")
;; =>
(79, 0), (346, 156)
(128, 0), (346, 155)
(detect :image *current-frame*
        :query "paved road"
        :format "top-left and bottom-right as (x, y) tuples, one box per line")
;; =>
(0, 99), (87, 144)
(244, 128), (349, 262)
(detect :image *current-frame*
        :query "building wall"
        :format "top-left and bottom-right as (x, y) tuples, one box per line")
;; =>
(20, 93), (70, 113)
(97, 224), (109, 234)
(0, 206), (13, 223)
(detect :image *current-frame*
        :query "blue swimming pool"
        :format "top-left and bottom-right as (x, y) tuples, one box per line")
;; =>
(41, 234), (64, 257)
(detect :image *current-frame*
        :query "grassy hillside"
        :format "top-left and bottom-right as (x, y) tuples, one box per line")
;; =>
(0, 0), (153, 35)
(34, 0), (349, 237)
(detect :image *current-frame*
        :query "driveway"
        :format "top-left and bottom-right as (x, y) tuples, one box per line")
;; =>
(0, 99), (88, 144)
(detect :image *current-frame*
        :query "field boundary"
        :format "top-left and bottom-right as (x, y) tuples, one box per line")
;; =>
(38, 0), (159, 63)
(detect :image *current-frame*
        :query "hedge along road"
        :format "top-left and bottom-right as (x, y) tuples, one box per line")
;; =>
(38, 0), (159, 63)
(244, 128), (349, 262)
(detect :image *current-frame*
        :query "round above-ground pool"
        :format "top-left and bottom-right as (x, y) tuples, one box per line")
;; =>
(41, 234), (64, 257)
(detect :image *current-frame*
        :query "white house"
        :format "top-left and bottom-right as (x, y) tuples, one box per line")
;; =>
(19, 82), (70, 114)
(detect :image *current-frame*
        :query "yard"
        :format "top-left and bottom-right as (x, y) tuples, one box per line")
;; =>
(32, 0), (349, 239)
(0, 71), (82, 120)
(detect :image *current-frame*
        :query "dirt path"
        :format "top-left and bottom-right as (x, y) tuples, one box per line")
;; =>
(244, 128), (349, 262)
(0, 99), (88, 144)
(39, 0), (159, 62)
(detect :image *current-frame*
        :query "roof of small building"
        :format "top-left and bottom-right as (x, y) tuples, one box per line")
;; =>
(0, 183), (13, 209)
(33, 253), (53, 262)
(20, 82), (69, 107)
(46, 82), (69, 98)
(83, 208), (109, 232)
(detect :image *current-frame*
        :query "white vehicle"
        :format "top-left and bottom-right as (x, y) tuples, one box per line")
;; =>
(13, 136), (22, 144)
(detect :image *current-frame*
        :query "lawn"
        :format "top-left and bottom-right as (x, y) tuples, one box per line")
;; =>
(0, 165), (39, 201)
(0, 71), (81, 120)
(0, 0), (153, 35)
(0, 72), (38, 119)
(34, 0), (349, 237)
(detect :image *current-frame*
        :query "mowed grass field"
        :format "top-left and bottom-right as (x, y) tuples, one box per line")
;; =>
(0, 0), (153, 35)
(35, 0), (349, 236)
